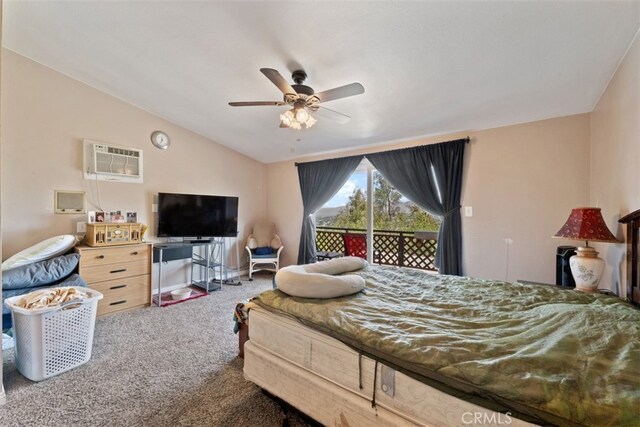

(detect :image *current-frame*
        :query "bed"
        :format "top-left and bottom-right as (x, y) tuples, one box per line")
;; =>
(243, 220), (640, 426)
(620, 208), (640, 306)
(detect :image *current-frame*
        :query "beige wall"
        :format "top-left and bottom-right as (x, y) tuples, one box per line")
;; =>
(1, 50), (267, 288)
(590, 32), (640, 297)
(267, 114), (591, 284)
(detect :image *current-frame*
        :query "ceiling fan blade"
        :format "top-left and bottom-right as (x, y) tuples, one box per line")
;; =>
(314, 83), (364, 103)
(228, 101), (286, 107)
(260, 68), (297, 95)
(314, 106), (351, 124)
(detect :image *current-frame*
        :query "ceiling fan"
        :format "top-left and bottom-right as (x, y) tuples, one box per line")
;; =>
(229, 68), (364, 129)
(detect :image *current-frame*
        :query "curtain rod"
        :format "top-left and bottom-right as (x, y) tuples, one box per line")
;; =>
(295, 136), (470, 167)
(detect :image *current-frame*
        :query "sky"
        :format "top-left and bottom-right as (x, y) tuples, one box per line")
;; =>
(325, 171), (367, 207)
(324, 171), (409, 208)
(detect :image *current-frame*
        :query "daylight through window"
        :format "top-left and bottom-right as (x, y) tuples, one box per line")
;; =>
(315, 161), (440, 271)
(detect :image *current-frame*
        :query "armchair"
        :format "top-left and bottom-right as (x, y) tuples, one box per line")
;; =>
(342, 233), (379, 263)
(245, 221), (284, 281)
(343, 233), (367, 259)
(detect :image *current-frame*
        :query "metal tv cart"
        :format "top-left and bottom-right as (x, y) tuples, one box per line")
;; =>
(153, 239), (224, 307)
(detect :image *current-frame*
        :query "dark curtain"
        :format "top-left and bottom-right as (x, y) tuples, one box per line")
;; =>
(366, 139), (467, 275)
(297, 155), (364, 264)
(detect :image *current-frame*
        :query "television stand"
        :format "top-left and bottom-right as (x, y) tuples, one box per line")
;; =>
(152, 240), (223, 306)
(189, 239), (211, 244)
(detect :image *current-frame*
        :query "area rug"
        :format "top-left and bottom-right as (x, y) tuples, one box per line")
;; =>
(151, 285), (208, 307)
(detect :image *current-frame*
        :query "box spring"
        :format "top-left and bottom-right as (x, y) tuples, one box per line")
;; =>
(244, 307), (534, 427)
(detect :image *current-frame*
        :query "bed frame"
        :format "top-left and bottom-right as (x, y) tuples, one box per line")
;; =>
(619, 208), (640, 305)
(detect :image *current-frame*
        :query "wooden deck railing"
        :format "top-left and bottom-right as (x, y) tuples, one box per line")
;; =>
(316, 226), (438, 271)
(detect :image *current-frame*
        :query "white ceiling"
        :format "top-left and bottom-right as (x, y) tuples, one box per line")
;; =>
(3, 1), (639, 163)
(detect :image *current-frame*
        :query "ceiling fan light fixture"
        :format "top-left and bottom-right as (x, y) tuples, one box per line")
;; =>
(295, 107), (309, 122)
(304, 114), (317, 128)
(280, 109), (294, 126)
(280, 107), (316, 130)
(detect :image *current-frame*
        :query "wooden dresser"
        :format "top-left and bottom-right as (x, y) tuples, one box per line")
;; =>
(75, 243), (152, 316)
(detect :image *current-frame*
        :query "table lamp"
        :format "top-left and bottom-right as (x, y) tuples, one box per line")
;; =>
(553, 207), (620, 292)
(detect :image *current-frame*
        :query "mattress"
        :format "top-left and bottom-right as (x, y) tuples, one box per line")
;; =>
(244, 306), (535, 427)
(251, 265), (640, 426)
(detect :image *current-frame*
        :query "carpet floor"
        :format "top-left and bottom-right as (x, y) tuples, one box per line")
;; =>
(1, 275), (313, 427)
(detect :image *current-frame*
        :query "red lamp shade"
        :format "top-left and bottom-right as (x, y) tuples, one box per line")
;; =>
(554, 207), (619, 243)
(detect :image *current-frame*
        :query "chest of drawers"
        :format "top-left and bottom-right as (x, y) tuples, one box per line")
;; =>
(75, 243), (152, 316)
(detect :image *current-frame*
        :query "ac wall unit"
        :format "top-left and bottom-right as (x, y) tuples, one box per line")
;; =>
(83, 139), (143, 183)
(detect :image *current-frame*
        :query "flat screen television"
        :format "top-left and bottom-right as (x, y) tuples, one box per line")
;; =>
(157, 192), (238, 239)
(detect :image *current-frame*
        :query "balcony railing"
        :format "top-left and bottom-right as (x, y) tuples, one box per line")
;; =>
(316, 226), (438, 271)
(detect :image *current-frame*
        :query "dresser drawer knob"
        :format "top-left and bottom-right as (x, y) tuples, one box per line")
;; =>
(110, 300), (127, 306)
(131, 251), (139, 255)
(110, 284), (127, 290)
(97, 255), (105, 259)
(110, 268), (127, 274)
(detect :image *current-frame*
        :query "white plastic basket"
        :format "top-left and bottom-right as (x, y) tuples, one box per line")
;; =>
(4, 288), (103, 381)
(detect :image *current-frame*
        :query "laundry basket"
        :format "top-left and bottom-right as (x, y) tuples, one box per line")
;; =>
(4, 288), (103, 381)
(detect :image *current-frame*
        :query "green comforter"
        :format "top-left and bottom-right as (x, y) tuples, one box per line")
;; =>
(254, 265), (640, 427)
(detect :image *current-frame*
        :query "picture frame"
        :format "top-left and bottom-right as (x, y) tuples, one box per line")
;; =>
(111, 211), (125, 223)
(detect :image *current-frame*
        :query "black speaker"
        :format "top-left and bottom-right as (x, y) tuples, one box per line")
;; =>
(556, 246), (577, 287)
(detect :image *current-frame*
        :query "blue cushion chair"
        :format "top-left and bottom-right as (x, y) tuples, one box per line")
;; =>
(245, 221), (284, 281)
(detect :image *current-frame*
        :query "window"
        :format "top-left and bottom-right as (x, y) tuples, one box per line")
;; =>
(317, 169), (367, 229)
(316, 165), (440, 232)
(372, 170), (440, 232)
(315, 160), (440, 270)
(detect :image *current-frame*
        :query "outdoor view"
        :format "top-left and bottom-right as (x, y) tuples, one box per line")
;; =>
(316, 171), (441, 232)
(315, 169), (441, 271)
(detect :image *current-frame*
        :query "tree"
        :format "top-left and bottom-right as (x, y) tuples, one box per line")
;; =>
(332, 187), (367, 229)
(374, 173), (402, 227)
(325, 173), (441, 232)
(404, 202), (441, 231)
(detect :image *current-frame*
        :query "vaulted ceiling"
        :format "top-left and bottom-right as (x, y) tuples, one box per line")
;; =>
(3, 1), (639, 163)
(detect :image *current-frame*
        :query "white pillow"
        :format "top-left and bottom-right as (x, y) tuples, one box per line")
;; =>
(2, 235), (78, 271)
(275, 256), (367, 299)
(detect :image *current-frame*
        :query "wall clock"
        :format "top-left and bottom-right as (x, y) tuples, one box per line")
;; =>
(150, 130), (170, 150)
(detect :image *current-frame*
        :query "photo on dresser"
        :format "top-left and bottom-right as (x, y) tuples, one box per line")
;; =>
(111, 211), (125, 223)
(126, 212), (137, 223)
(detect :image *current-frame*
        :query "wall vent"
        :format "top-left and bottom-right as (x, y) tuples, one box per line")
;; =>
(54, 190), (86, 214)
